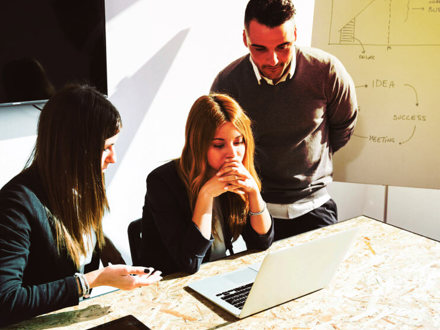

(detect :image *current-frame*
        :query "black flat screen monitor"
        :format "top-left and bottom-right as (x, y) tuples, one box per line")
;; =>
(0, 0), (107, 107)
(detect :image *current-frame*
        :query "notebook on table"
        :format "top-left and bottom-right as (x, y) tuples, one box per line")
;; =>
(188, 228), (358, 319)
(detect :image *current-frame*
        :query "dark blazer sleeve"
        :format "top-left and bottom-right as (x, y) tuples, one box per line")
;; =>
(142, 162), (213, 275)
(241, 214), (274, 252)
(0, 184), (78, 327)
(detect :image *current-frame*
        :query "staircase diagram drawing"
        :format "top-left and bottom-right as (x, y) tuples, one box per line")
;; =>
(312, 0), (440, 189)
(329, 0), (440, 49)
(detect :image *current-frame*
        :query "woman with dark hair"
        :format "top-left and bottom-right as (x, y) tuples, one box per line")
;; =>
(142, 94), (274, 275)
(0, 85), (161, 326)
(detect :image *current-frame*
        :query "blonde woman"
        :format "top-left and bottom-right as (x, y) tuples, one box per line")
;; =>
(142, 94), (273, 275)
(0, 85), (161, 326)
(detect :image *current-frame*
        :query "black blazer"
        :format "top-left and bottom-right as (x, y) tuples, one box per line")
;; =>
(141, 160), (274, 276)
(0, 168), (98, 326)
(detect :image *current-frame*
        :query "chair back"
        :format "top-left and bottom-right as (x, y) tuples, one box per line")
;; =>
(127, 218), (143, 266)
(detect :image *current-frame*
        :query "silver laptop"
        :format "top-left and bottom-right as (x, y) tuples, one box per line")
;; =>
(188, 228), (358, 319)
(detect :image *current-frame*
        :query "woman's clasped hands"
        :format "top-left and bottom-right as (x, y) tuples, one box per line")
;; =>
(216, 158), (259, 196)
(200, 158), (259, 199)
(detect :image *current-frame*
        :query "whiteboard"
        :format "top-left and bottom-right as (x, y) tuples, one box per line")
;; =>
(311, 0), (440, 189)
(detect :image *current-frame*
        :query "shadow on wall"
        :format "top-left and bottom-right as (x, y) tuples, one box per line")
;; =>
(105, 0), (141, 21)
(105, 28), (190, 185)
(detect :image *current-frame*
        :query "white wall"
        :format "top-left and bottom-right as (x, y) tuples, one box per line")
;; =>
(1, 0), (438, 265)
(0, 104), (40, 181)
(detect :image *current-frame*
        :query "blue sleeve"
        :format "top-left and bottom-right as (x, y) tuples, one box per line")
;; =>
(144, 169), (213, 274)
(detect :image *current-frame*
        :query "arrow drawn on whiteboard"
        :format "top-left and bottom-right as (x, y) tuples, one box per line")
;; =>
(399, 125), (416, 145)
(356, 84), (368, 88)
(354, 38), (366, 53)
(403, 83), (419, 106)
(354, 133), (368, 139)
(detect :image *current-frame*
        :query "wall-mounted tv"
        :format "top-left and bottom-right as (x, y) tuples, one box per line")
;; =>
(0, 0), (107, 107)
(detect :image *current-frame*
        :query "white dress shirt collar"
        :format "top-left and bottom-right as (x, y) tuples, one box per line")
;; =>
(249, 47), (297, 85)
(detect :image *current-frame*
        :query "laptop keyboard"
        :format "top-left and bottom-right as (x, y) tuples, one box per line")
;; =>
(216, 283), (253, 310)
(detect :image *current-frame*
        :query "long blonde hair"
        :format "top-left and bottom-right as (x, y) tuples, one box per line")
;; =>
(29, 84), (122, 268)
(178, 94), (260, 240)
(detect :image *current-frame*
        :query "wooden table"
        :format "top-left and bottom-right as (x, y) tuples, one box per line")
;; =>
(5, 216), (440, 329)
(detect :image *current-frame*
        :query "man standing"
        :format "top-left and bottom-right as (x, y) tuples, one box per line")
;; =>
(211, 0), (358, 240)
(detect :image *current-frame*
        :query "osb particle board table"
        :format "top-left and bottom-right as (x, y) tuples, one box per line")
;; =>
(5, 216), (440, 329)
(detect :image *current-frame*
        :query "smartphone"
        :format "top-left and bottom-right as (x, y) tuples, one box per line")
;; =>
(87, 315), (151, 330)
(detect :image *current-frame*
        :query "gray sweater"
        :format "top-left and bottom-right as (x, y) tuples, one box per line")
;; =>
(211, 46), (358, 204)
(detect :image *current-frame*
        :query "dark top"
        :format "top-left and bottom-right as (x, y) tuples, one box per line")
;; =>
(0, 167), (98, 326)
(211, 46), (358, 204)
(141, 160), (274, 276)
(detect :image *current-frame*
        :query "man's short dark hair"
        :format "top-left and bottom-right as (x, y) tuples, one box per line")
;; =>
(245, 0), (296, 30)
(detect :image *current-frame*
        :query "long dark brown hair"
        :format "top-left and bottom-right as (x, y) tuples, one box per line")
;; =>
(178, 94), (260, 240)
(29, 84), (122, 267)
